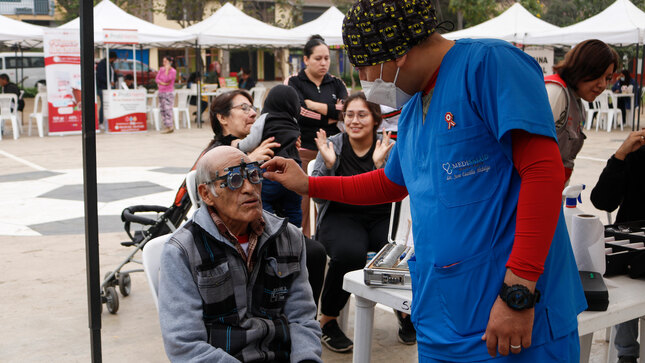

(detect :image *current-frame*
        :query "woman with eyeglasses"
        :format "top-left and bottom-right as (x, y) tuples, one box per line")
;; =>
(311, 92), (410, 353)
(288, 34), (348, 238)
(206, 89), (278, 161)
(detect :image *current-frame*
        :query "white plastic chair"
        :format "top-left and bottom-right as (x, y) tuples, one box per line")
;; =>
(0, 93), (20, 140)
(173, 89), (191, 129)
(36, 82), (47, 94)
(147, 91), (161, 131)
(28, 92), (47, 137)
(250, 86), (267, 113)
(142, 234), (171, 311)
(185, 169), (201, 211)
(306, 161), (319, 238)
(597, 90), (622, 132)
(583, 99), (600, 131)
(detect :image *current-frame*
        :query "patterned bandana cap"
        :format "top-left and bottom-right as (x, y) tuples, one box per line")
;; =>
(342, 0), (438, 67)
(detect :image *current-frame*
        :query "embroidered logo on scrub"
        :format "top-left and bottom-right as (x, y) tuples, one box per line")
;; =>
(442, 154), (491, 181)
(445, 112), (456, 129)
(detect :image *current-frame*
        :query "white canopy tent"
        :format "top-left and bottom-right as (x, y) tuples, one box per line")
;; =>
(443, 3), (560, 43)
(60, 0), (195, 47)
(525, 0), (645, 45)
(289, 6), (345, 46)
(0, 13), (45, 47)
(182, 3), (302, 47)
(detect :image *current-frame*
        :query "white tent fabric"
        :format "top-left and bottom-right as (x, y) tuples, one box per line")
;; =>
(182, 3), (302, 47)
(60, 0), (195, 47)
(525, 0), (645, 45)
(289, 6), (345, 46)
(443, 3), (559, 43)
(0, 14), (45, 47)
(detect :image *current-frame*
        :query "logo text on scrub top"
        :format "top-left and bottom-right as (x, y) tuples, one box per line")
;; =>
(442, 154), (491, 180)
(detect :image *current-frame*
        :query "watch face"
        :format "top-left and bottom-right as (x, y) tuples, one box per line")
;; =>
(508, 289), (529, 309)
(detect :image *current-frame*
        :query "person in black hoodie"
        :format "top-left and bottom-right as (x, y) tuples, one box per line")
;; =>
(238, 85), (303, 227)
(288, 34), (348, 238)
(590, 129), (645, 363)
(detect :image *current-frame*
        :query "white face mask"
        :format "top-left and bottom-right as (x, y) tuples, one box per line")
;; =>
(360, 64), (412, 109)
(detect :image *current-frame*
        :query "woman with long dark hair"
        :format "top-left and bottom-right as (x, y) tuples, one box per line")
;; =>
(288, 34), (348, 238)
(311, 93), (411, 352)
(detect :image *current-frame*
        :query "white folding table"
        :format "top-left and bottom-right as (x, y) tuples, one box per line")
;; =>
(343, 269), (645, 363)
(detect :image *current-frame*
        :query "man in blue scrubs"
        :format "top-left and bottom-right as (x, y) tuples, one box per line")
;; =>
(264, 0), (587, 360)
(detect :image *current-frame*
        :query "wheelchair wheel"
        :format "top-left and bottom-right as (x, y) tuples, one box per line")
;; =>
(105, 286), (119, 314)
(118, 272), (131, 297)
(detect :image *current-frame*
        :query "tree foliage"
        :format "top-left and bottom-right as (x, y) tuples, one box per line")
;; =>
(448, 0), (498, 29)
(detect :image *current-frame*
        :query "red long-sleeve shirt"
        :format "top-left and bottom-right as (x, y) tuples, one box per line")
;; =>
(308, 130), (563, 281)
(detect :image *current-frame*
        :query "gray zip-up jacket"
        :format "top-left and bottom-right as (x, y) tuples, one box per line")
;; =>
(311, 132), (391, 235)
(158, 206), (322, 362)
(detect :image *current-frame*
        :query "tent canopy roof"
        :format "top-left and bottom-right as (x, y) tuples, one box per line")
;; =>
(525, 0), (645, 45)
(443, 3), (559, 43)
(60, 0), (195, 47)
(289, 6), (345, 46)
(182, 3), (302, 47)
(0, 13), (45, 47)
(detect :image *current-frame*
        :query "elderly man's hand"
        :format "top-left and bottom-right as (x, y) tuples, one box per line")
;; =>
(482, 269), (536, 357)
(262, 157), (309, 196)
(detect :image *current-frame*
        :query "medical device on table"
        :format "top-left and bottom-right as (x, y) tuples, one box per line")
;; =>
(364, 197), (414, 289)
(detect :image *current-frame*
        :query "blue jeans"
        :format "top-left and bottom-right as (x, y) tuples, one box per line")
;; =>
(261, 178), (302, 227)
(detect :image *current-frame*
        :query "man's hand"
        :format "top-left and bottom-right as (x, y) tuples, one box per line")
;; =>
(481, 269), (536, 357)
(615, 129), (645, 160)
(262, 157), (309, 196)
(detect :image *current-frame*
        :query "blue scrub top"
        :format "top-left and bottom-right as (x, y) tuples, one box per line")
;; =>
(385, 39), (587, 361)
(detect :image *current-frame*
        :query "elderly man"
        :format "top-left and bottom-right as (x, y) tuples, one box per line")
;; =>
(158, 146), (322, 363)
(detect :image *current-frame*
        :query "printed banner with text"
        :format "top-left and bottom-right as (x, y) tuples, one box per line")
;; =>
(104, 89), (147, 133)
(44, 28), (97, 134)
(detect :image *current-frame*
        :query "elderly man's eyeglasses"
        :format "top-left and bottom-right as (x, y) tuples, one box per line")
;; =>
(343, 111), (370, 123)
(204, 159), (264, 191)
(231, 103), (258, 114)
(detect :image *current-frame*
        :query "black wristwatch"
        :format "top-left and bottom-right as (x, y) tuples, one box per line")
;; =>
(499, 283), (540, 310)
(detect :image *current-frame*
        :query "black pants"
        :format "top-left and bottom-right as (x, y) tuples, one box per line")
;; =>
(318, 211), (389, 317)
(189, 96), (208, 117)
(304, 237), (326, 313)
(98, 90), (105, 125)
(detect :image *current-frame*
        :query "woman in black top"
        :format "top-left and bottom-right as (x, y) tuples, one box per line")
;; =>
(590, 129), (645, 362)
(288, 34), (348, 238)
(311, 93), (415, 352)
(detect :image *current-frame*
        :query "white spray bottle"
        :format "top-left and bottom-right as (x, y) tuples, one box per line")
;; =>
(562, 184), (585, 238)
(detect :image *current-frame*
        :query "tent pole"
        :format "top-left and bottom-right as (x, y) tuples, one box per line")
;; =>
(195, 41), (202, 127)
(634, 42), (640, 131)
(80, 0), (102, 360)
(632, 41), (645, 130)
(132, 44), (137, 88)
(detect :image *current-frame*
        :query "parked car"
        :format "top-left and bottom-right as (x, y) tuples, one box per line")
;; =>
(112, 59), (157, 86)
(0, 52), (45, 88)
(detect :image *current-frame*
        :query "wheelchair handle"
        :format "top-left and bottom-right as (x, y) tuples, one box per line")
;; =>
(121, 205), (168, 225)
